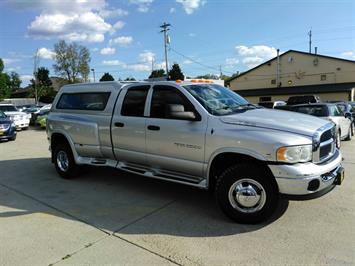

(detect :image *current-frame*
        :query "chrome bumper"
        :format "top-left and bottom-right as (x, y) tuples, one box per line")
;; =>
(268, 149), (343, 196)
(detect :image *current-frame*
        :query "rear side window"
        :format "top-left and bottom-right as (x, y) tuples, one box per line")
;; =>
(121, 86), (150, 117)
(57, 92), (110, 111)
(293, 105), (328, 117)
(329, 105), (343, 116)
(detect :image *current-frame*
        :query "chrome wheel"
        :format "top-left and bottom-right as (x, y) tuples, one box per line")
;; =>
(228, 179), (266, 213)
(57, 150), (69, 172)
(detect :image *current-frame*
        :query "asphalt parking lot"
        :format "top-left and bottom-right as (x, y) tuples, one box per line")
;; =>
(0, 129), (354, 265)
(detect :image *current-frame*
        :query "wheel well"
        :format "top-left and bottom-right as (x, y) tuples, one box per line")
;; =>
(51, 133), (70, 162)
(208, 153), (274, 191)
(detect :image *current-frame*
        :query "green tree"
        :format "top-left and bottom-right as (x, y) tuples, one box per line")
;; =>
(149, 69), (165, 79)
(0, 58), (11, 100)
(168, 63), (184, 80)
(53, 40), (91, 83)
(99, 72), (114, 81)
(30, 67), (55, 101)
(195, 74), (219, 79)
(8, 71), (22, 92)
(124, 77), (136, 81)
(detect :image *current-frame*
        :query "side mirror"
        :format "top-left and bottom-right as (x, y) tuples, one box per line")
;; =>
(344, 112), (352, 119)
(167, 104), (198, 121)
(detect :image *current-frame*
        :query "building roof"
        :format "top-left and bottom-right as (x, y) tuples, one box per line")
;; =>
(229, 50), (355, 82)
(234, 82), (355, 97)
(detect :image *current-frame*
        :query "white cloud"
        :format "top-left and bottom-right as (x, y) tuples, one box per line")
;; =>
(129, 0), (154, 12)
(37, 47), (56, 59)
(102, 60), (125, 66)
(5, 0), (131, 43)
(188, 33), (196, 37)
(100, 47), (116, 55)
(20, 75), (34, 83)
(28, 12), (111, 42)
(176, 0), (205, 14)
(99, 8), (128, 18)
(2, 58), (21, 65)
(341, 51), (355, 59)
(113, 21), (125, 30)
(92, 47), (99, 52)
(126, 64), (151, 72)
(183, 59), (193, 65)
(170, 7), (176, 13)
(225, 57), (239, 66)
(109, 36), (133, 46)
(138, 51), (155, 63)
(235, 45), (277, 69)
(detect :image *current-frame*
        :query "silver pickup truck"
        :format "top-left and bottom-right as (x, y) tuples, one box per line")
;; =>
(47, 81), (344, 223)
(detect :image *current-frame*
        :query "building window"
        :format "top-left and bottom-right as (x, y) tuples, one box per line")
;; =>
(271, 79), (276, 84)
(260, 96), (271, 102)
(321, 74), (327, 81)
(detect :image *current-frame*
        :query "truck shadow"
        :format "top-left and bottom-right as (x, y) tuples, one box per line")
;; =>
(0, 158), (289, 237)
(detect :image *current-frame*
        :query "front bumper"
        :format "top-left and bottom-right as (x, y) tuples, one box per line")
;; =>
(0, 128), (16, 139)
(13, 119), (30, 129)
(268, 149), (343, 197)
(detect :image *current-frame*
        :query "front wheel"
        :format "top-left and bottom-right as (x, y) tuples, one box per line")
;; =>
(215, 163), (278, 224)
(53, 143), (78, 179)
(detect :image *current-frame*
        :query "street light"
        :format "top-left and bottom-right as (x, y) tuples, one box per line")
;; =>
(91, 68), (96, 82)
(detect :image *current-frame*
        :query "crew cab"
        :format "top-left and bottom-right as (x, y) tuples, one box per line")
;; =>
(47, 81), (344, 224)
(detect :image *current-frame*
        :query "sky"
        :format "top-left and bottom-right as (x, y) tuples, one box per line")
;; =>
(0, 0), (354, 87)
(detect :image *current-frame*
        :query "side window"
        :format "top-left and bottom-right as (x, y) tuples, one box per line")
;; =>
(150, 86), (195, 119)
(330, 106), (342, 116)
(56, 92), (111, 111)
(121, 86), (149, 117)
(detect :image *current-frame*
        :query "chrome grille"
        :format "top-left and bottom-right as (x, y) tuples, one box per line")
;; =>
(313, 123), (336, 163)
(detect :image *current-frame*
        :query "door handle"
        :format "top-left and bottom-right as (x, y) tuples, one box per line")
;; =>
(147, 125), (160, 131)
(114, 122), (125, 127)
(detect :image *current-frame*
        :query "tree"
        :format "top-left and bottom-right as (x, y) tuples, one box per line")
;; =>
(99, 72), (114, 81)
(53, 40), (91, 83)
(30, 67), (55, 101)
(124, 77), (136, 81)
(8, 71), (22, 92)
(0, 58), (11, 100)
(195, 74), (220, 80)
(168, 63), (184, 80)
(149, 69), (165, 79)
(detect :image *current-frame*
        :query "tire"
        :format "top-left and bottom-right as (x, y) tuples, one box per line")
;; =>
(336, 131), (341, 148)
(215, 163), (278, 224)
(345, 126), (352, 141)
(9, 135), (16, 141)
(53, 142), (78, 179)
(351, 123), (355, 137)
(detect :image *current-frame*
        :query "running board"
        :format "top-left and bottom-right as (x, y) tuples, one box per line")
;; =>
(117, 162), (207, 189)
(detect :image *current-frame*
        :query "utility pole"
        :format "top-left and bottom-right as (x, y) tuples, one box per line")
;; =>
(219, 65), (223, 79)
(308, 29), (312, 53)
(91, 68), (96, 82)
(33, 49), (40, 105)
(160, 22), (171, 77)
(151, 57), (155, 72)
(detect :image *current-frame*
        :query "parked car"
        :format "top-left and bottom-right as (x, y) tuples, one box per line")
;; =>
(36, 110), (50, 128)
(291, 103), (353, 147)
(258, 101), (286, 109)
(31, 104), (51, 125)
(47, 81), (344, 224)
(335, 102), (355, 122)
(0, 104), (31, 130)
(0, 110), (17, 141)
(287, 95), (321, 105)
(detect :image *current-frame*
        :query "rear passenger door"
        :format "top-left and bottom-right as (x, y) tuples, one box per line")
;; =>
(145, 85), (207, 179)
(111, 85), (150, 165)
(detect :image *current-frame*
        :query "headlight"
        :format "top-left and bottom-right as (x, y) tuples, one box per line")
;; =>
(276, 145), (312, 163)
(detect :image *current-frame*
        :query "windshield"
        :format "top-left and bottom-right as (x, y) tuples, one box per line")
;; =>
(183, 84), (254, 116)
(0, 111), (6, 118)
(0, 105), (18, 112)
(293, 105), (329, 117)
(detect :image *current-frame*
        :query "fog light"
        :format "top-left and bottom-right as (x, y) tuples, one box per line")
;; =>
(307, 179), (320, 191)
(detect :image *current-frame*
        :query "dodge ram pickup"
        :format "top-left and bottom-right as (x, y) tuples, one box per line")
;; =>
(47, 80), (344, 223)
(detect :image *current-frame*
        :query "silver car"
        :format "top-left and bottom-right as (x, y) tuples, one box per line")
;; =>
(291, 103), (353, 147)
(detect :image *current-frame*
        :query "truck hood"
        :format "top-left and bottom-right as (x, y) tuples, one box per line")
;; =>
(220, 109), (330, 137)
